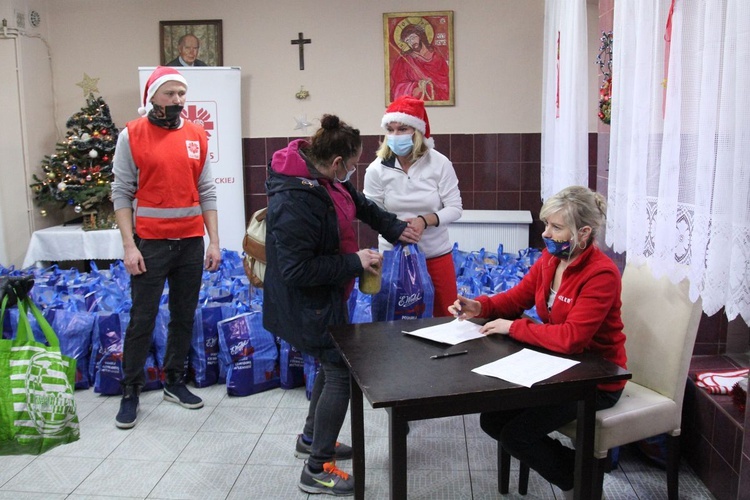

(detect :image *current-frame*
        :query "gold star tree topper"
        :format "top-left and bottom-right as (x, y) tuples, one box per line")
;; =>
(76, 73), (100, 97)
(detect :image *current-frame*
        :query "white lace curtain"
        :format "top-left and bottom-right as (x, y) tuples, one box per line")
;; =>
(607, 0), (750, 322)
(540, 0), (589, 199)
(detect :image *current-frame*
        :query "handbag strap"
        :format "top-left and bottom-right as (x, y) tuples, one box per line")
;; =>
(15, 296), (60, 348)
(0, 294), (7, 331)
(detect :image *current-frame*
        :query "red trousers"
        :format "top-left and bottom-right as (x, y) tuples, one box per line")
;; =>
(426, 252), (458, 318)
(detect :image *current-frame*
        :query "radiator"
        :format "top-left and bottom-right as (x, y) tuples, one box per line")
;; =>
(448, 210), (533, 254)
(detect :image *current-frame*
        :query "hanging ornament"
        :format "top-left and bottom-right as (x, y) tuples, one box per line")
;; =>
(47, 172), (55, 179)
(102, 155), (109, 162)
(89, 150), (99, 158)
(93, 131), (100, 137)
(596, 31), (613, 125)
(81, 132), (91, 141)
(86, 175), (92, 181)
(40, 209), (47, 217)
(57, 182), (67, 191)
(74, 205), (83, 213)
(100, 129), (108, 135)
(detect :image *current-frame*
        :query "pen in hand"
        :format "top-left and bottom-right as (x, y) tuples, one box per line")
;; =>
(431, 350), (468, 360)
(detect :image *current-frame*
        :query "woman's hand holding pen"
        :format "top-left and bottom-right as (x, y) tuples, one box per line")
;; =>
(448, 295), (481, 320)
(449, 296), (512, 336)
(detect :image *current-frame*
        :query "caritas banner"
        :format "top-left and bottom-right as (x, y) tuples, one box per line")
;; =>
(139, 67), (244, 252)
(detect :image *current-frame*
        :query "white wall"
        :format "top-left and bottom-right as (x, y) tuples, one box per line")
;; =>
(43, 0), (563, 137)
(0, 0), (59, 267)
(0, 0), (602, 267)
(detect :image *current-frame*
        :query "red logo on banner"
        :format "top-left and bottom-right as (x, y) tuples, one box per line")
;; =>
(182, 105), (215, 139)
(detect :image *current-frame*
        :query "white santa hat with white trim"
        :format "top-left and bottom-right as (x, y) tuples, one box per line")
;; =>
(138, 66), (188, 116)
(381, 95), (433, 148)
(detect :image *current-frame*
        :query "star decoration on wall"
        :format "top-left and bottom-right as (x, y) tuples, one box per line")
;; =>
(294, 114), (313, 132)
(76, 73), (100, 97)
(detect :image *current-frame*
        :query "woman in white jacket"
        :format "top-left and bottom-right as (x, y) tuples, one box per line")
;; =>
(364, 96), (463, 317)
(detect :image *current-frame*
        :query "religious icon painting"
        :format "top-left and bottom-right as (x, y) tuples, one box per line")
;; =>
(383, 11), (455, 106)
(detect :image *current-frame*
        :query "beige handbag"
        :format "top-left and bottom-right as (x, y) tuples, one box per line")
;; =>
(242, 207), (267, 288)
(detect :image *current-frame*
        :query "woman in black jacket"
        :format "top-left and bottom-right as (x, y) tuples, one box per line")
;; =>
(263, 115), (419, 496)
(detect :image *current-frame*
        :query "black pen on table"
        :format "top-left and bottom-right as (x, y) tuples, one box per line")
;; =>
(431, 350), (468, 360)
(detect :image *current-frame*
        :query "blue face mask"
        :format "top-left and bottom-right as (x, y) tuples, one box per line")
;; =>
(386, 134), (414, 156)
(543, 237), (572, 258)
(335, 159), (356, 183)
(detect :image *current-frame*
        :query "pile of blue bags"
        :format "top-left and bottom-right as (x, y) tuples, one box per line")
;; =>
(1, 242), (541, 400)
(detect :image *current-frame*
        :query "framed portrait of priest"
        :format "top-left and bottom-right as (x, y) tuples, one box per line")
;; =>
(159, 19), (223, 67)
(383, 11), (455, 106)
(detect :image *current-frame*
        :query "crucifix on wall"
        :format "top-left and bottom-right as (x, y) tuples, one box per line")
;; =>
(291, 32), (311, 70)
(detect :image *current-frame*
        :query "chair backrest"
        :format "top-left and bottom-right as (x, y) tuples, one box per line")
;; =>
(620, 262), (703, 409)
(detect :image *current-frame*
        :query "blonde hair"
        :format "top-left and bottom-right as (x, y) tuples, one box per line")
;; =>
(539, 186), (607, 249)
(376, 128), (428, 163)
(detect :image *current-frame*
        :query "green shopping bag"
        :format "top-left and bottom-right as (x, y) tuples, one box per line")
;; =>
(0, 293), (80, 455)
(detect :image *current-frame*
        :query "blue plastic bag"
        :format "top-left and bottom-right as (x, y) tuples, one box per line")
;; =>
(217, 312), (279, 397)
(279, 339), (305, 390)
(303, 354), (320, 401)
(372, 244), (434, 321)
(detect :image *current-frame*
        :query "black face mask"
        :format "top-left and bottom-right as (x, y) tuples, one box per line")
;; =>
(148, 104), (183, 129)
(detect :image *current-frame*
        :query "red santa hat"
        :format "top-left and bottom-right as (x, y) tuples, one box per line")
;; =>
(138, 66), (188, 116)
(381, 96), (433, 148)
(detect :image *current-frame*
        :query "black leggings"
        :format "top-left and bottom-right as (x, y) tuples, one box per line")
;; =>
(480, 389), (622, 491)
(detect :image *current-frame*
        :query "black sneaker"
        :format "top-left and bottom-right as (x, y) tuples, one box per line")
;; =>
(299, 461), (354, 496)
(163, 383), (204, 409)
(115, 386), (140, 429)
(295, 434), (353, 460)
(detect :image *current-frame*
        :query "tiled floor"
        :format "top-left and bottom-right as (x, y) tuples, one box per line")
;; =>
(0, 383), (715, 499)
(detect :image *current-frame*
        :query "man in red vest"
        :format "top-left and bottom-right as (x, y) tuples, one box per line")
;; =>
(111, 66), (221, 429)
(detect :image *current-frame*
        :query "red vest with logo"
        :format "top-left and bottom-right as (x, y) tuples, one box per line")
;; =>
(127, 118), (208, 239)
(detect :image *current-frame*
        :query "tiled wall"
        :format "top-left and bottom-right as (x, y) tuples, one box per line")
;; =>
(242, 132), (598, 251)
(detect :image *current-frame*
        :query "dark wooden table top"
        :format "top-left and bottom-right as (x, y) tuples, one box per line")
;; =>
(329, 316), (631, 410)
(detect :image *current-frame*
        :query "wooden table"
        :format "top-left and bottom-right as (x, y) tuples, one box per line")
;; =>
(329, 317), (631, 500)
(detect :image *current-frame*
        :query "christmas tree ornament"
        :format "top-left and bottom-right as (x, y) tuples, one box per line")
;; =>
(81, 133), (91, 141)
(74, 205), (82, 213)
(40, 209), (47, 217)
(89, 150), (98, 158)
(75, 73), (100, 97)
(86, 175), (92, 181)
(57, 182), (67, 191)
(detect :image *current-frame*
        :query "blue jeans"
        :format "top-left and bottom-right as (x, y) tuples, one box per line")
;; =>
(480, 389), (622, 491)
(302, 357), (350, 470)
(122, 236), (204, 388)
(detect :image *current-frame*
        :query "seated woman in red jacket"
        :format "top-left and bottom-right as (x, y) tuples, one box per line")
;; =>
(449, 185), (627, 499)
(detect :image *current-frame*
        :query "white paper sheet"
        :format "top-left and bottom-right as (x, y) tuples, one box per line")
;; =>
(471, 348), (580, 387)
(402, 318), (485, 345)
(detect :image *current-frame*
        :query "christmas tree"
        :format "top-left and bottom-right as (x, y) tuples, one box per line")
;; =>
(30, 94), (119, 228)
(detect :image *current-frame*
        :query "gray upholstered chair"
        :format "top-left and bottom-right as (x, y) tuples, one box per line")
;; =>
(498, 262), (703, 499)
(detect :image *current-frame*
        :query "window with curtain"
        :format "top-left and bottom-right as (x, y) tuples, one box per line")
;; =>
(606, 0), (749, 322)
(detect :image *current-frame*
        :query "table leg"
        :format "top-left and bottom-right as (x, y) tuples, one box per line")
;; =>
(350, 375), (365, 500)
(574, 389), (596, 500)
(388, 409), (408, 499)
